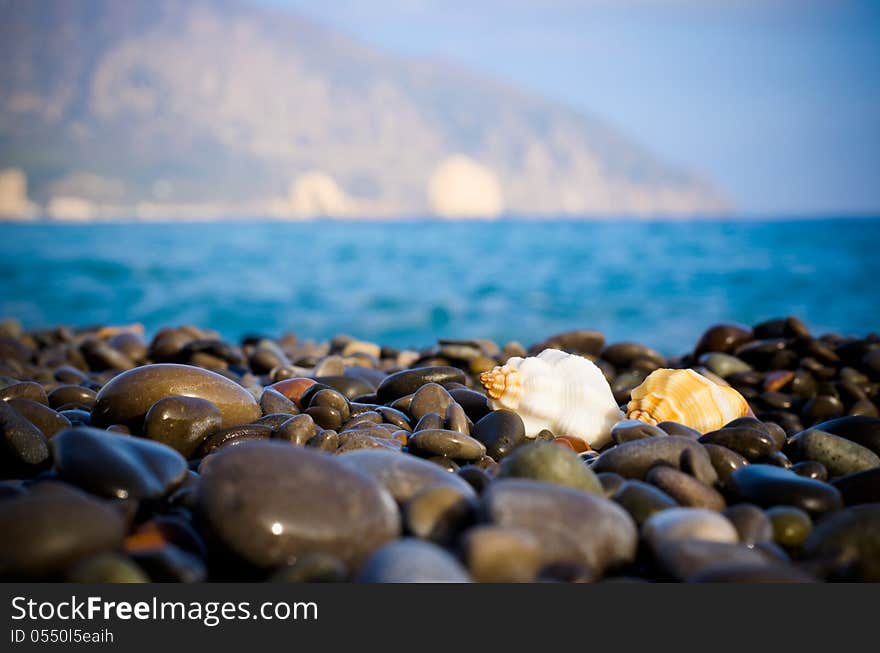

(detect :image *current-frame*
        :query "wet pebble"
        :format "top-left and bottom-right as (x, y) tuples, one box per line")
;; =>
(472, 409), (526, 460)
(305, 405), (343, 431)
(657, 421), (702, 439)
(53, 426), (187, 501)
(408, 383), (453, 422)
(445, 402), (470, 434)
(259, 388), (299, 415)
(597, 472), (626, 498)
(1, 381), (48, 405)
(5, 397), (70, 438)
(786, 428), (880, 477)
(723, 504), (774, 546)
(807, 416), (880, 456)
(306, 429), (338, 452)
(407, 429), (486, 461)
(791, 460), (828, 481)
(642, 508), (739, 551)
(700, 426), (778, 461)
(92, 364), (260, 431)
(0, 399), (50, 472)
(403, 485), (476, 544)
(693, 323), (753, 358)
(646, 465), (726, 510)
(482, 478), (637, 574)
(727, 464), (843, 514)
(766, 506), (812, 548)
(197, 424), (272, 456)
(611, 419), (667, 444)
(703, 443), (750, 485)
(448, 388), (491, 423)
(272, 414), (317, 446)
(592, 436), (717, 485)
(457, 465), (493, 494)
(498, 441), (602, 495)
(460, 525), (543, 583)
(699, 353), (752, 378)
(0, 482), (126, 578)
(376, 367), (466, 403)
(143, 395), (222, 457)
(612, 480), (678, 526)
(48, 385), (97, 410)
(198, 441), (400, 568)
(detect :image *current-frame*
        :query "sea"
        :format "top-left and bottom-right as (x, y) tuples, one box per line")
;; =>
(1, 218), (877, 356)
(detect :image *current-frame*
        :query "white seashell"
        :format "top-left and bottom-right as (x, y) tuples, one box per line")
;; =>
(479, 348), (622, 448)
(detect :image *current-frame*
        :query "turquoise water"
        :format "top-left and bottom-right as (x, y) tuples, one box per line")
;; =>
(0, 219), (877, 355)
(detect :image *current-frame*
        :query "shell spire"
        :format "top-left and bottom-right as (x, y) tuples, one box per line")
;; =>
(479, 349), (622, 448)
(479, 364), (522, 410)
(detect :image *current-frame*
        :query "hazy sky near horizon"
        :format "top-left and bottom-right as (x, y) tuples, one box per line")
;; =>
(266, 0), (880, 215)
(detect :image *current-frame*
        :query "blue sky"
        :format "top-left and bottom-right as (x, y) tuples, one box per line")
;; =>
(265, 0), (880, 215)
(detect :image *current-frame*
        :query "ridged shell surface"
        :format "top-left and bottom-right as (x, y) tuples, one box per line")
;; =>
(626, 368), (749, 433)
(479, 349), (622, 448)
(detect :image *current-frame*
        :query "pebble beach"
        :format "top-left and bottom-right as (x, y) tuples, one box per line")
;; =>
(1, 316), (879, 583)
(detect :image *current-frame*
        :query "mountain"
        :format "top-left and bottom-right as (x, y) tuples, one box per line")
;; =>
(0, 0), (730, 219)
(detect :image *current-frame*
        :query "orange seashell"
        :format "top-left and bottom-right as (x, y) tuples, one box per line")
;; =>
(269, 377), (317, 407)
(627, 368), (750, 434)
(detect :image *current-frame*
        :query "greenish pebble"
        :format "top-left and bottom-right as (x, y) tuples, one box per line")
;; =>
(498, 441), (602, 495)
(612, 480), (678, 526)
(698, 353), (752, 378)
(766, 506), (812, 547)
(786, 429), (880, 477)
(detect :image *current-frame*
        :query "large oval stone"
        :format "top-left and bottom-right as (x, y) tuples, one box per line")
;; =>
(642, 507), (739, 552)
(0, 399), (50, 472)
(52, 426), (188, 501)
(0, 482), (126, 579)
(807, 416), (880, 455)
(592, 436), (718, 485)
(786, 429), (880, 477)
(727, 464), (843, 514)
(376, 366), (466, 403)
(197, 441), (400, 568)
(92, 364), (260, 431)
(481, 478), (637, 574)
